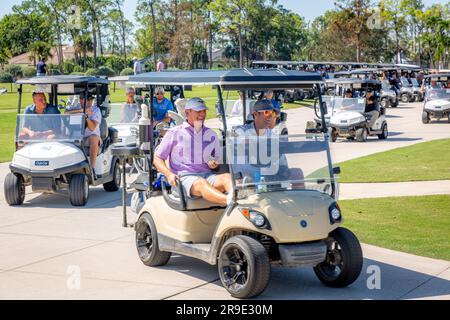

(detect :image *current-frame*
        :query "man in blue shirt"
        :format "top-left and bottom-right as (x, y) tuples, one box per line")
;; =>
(20, 91), (61, 140)
(153, 87), (174, 123)
(36, 58), (47, 76)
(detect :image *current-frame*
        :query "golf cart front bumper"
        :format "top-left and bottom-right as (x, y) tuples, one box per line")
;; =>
(278, 241), (327, 267)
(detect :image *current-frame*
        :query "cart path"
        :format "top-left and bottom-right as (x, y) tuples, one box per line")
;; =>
(339, 180), (450, 200)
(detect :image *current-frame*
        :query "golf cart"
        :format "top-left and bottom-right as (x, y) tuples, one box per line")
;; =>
(4, 76), (121, 206)
(116, 69), (363, 299)
(400, 76), (423, 102)
(381, 80), (399, 108)
(312, 79), (388, 142)
(422, 74), (450, 124)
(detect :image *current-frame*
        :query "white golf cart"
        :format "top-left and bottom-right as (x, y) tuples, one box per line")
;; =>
(112, 68), (363, 299)
(4, 76), (121, 206)
(311, 79), (388, 142)
(422, 74), (450, 124)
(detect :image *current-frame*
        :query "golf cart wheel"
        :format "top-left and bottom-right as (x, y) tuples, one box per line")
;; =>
(218, 235), (271, 299)
(401, 94), (409, 103)
(447, 114), (450, 123)
(135, 212), (171, 266)
(4, 173), (25, 206)
(378, 123), (388, 140)
(422, 111), (430, 124)
(314, 227), (363, 288)
(390, 100), (399, 108)
(380, 98), (388, 109)
(103, 160), (121, 192)
(69, 174), (89, 206)
(409, 96), (416, 103)
(355, 128), (367, 142)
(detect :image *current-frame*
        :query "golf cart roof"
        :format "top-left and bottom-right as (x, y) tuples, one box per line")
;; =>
(128, 68), (323, 89)
(17, 75), (110, 85)
(424, 73), (450, 79)
(330, 78), (381, 85)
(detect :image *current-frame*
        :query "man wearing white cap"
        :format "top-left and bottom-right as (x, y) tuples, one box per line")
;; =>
(154, 98), (233, 206)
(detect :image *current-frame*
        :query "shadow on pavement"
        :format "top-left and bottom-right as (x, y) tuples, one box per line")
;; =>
(165, 257), (450, 300)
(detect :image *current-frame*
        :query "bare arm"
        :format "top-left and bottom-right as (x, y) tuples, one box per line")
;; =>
(153, 155), (178, 186)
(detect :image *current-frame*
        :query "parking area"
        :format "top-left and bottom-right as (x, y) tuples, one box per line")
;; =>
(1, 100), (449, 300)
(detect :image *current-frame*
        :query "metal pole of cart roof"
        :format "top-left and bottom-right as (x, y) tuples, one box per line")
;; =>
(242, 89), (246, 125)
(17, 84), (22, 114)
(149, 85), (155, 194)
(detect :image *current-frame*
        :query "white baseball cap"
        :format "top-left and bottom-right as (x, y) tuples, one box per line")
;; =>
(185, 98), (208, 111)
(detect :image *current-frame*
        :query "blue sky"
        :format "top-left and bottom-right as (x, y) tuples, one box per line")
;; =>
(0, 0), (447, 23)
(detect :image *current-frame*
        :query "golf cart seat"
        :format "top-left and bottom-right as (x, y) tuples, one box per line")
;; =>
(161, 176), (226, 211)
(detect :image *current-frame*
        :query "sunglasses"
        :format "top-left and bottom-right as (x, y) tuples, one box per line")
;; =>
(156, 92), (164, 96)
(258, 110), (277, 117)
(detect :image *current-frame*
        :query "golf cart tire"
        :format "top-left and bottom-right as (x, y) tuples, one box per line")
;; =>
(69, 174), (89, 206)
(103, 160), (121, 192)
(447, 114), (450, 123)
(135, 212), (171, 267)
(4, 173), (25, 206)
(314, 227), (363, 288)
(218, 235), (271, 299)
(401, 94), (409, 104)
(409, 96), (416, 103)
(355, 128), (367, 142)
(422, 111), (430, 124)
(378, 123), (388, 140)
(390, 101), (399, 108)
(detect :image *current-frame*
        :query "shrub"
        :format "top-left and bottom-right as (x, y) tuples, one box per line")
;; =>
(0, 72), (13, 83)
(86, 66), (115, 77)
(85, 68), (99, 76)
(47, 69), (62, 75)
(70, 72), (85, 75)
(21, 66), (36, 78)
(120, 67), (134, 76)
(73, 65), (84, 73)
(5, 64), (23, 79)
(63, 61), (75, 74)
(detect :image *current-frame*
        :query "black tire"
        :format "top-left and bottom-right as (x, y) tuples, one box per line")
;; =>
(422, 111), (430, 124)
(314, 227), (363, 288)
(218, 235), (271, 299)
(69, 174), (89, 206)
(378, 122), (388, 140)
(135, 212), (171, 266)
(447, 114), (450, 123)
(4, 173), (25, 206)
(281, 129), (288, 136)
(390, 100), (399, 108)
(103, 160), (121, 192)
(401, 94), (409, 103)
(355, 128), (367, 142)
(409, 95), (416, 103)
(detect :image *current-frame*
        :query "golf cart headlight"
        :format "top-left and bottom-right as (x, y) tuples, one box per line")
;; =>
(328, 203), (342, 224)
(239, 208), (271, 230)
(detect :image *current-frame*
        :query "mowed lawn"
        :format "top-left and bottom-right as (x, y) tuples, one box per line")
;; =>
(339, 195), (450, 261)
(0, 83), (311, 162)
(338, 139), (450, 183)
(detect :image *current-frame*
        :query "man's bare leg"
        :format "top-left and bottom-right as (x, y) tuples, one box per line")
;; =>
(190, 178), (228, 206)
(89, 135), (100, 168)
(212, 173), (233, 194)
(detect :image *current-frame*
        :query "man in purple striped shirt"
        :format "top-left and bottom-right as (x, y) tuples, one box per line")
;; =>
(154, 98), (233, 206)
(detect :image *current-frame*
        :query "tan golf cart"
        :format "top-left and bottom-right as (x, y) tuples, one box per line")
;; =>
(122, 69), (363, 299)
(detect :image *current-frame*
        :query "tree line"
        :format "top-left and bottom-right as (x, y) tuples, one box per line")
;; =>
(0, 0), (448, 75)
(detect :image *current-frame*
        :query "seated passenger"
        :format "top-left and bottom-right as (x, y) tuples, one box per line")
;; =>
(153, 98), (233, 206)
(365, 91), (379, 128)
(345, 89), (353, 98)
(20, 90), (61, 140)
(230, 91), (245, 117)
(121, 87), (139, 123)
(153, 87), (174, 124)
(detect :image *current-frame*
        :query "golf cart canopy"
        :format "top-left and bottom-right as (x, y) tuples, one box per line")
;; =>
(328, 78), (381, 86)
(424, 74), (450, 79)
(128, 68), (324, 89)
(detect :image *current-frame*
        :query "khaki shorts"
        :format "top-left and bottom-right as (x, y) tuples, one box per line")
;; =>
(179, 173), (218, 198)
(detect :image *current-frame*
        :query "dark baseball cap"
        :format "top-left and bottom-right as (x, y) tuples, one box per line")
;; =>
(253, 99), (274, 112)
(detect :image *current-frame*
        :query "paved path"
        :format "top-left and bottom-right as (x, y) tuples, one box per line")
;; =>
(1, 101), (449, 300)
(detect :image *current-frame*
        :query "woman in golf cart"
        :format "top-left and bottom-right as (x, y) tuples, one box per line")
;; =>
(365, 91), (380, 128)
(153, 86), (174, 124)
(19, 90), (61, 140)
(153, 98), (233, 206)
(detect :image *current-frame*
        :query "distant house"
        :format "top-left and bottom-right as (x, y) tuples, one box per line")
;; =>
(8, 45), (81, 67)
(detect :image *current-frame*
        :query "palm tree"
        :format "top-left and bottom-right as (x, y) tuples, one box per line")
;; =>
(74, 34), (94, 71)
(28, 41), (53, 67)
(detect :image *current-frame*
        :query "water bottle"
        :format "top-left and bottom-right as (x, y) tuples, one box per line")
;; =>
(260, 176), (267, 193)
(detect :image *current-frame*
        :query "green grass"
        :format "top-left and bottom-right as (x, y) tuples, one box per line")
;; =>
(338, 139), (450, 183)
(340, 195), (450, 261)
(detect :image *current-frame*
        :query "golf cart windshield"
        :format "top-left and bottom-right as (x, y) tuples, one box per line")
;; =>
(401, 78), (411, 87)
(427, 88), (450, 101)
(411, 78), (420, 86)
(227, 133), (335, 198)
(16, 114), (84, 143)
(323, 96), (366, 114)
(108, 102), (140, 124)
(221, 99), (257, 129)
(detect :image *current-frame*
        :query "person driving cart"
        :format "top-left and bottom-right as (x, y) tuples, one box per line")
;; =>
(20, 90), (61, 140)
(365, 91), (380, 128)
(345, 89), (353, 98)
(153, 98), (233, 206)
